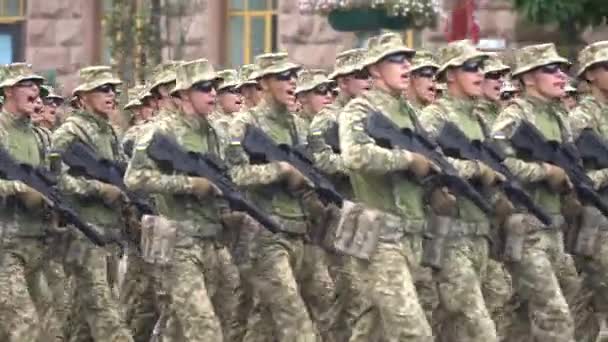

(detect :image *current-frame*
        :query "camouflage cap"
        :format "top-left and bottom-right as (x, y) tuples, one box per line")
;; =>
(72, 66), (121, 95)
(40, 85), (63, 101)
(0, 63), (44, 90)
(254, 52), (301, 78)
(0, 95), (3, 105)
(410, 50), (439, 73)
(483, 53), (510, 74)
(150, 61), (181, 91)
(217, 69), (241, 91)
(436, 82), (447, 91)
(295, 69), (333, 94)
(500, 79), (519, 93)
(137, 83), (153, 101)
(577, 41), (608, 78)
(329, 48), (368, 79)
(124, 85), (146, 110)
(437, 40), (489, 77)
(171, 59), (222, 95)
(239, 64), (261, 86)
(512, 43), (570, 77)
(564, 82), (577, 93)
(366, 32), (415, 66)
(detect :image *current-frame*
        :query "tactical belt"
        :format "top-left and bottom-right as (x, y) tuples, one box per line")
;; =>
(445, 220), (490, 238)
(271, 215), (309, 235)
(378, 212), (425, 242)
(525, 213), (565, 233)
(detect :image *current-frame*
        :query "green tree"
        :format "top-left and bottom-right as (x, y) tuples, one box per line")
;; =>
(512, 0), (608, 56)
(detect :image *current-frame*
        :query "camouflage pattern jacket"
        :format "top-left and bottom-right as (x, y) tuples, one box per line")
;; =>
(491, 95), (573, 216)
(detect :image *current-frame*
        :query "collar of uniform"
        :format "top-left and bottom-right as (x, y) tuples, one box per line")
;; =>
(441, 94), (477, 114)
(178, 112), (211, 131)
(522, 94), (558, 112)
(579, 94), (607, 115)
(476, 98), (499, 114)
(0, 110), (32, 129)
(334, 92), (351, 108)
(76, 110), (113, 132)
(258, 99), (292, 123)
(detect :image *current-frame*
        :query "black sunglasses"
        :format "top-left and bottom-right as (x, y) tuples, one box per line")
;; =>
(192, 81), (217, 93)
(313, 84), (332, 96)
(383, 53), (413, 64)
(43, 98), (63, 107)
(592, 61), (608, 71)
(220, 86), (240, 95)
(485, 71), (505, 80)
(94, 84), (116, 94)
(461, 59), (485, 73)
(538, 63), (568, 74)
(273, 70), (298, 81)
(412, 67), (437, 78)
(351, 70), (370, 80)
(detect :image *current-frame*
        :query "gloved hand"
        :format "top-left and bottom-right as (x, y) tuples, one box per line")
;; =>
(188, 177), (222, 197)
(543, 163), (572, 193)
(561, 192), (582, 220)
(98, 183), (123, 205)
(429, 187), (457, 216)
(278, 161), (311, 191)
(408, 152), (440, 178)
(477, 162), (506, 187)
(16, 185), (48, 209)
(494, 194), (515, 224)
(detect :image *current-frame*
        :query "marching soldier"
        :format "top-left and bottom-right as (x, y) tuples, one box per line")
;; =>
(491, 43), (581, 342)
(338, 32), (434, 341)
(419, 40), (504, 342)
(406, 50), (440, 110)
(238, 64), (263, 109)
(568, 40), (608, 341)
(51, 66), (134, 342)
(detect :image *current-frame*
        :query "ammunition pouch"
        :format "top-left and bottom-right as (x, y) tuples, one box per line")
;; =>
(573, 206), (604, 257)
(421, 214), (451, 270)
(140, 215), (178, 265)
(502, 214), (529, 262)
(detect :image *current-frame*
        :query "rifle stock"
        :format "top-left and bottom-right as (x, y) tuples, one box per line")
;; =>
(146, 133), (282, 234)
(437, 122), (552, 226)
(576, 128), (608, 170)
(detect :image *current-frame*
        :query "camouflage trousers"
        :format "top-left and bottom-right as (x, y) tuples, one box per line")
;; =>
(504, 215), (579, 342)
(434, 234), (497, 342)
(482, 259), (514, 341)
(64, 232), (134, 342)
(0, 236), (49, 342)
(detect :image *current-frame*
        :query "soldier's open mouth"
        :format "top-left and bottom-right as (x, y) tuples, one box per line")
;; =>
(286, 90), (295, 96)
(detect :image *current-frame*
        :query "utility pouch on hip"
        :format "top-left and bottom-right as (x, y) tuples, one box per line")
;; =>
(323, 200), (382, 260)
(574, 206), (602, 257)
(421, 214), (451, 270)
(140, 215), (177, 265)
(502, 214), (529, 262)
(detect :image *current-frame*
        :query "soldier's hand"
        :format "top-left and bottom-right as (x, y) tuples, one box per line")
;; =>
(477, 162), (505, 187)
(561, 192), (582, 220)
(429, 187), (457, 216)
(98, 183), (124, 205)
(16, 185), (49, 209)
(278, 161), (311, 191)
(494, 195), (515, 224)
(543, 163), (572, 193)
(188, 177), (223, 197)
(408, 152), (440, 178)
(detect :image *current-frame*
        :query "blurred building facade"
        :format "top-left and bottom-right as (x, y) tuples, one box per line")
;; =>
(1, 0), (606, 94)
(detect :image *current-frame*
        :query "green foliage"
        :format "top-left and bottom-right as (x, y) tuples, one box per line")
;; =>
(512, 0), (607, 27)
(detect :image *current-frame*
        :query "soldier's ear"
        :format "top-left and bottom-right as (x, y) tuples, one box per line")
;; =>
(368, 64), (381, 79)
(259, 78), (270, 92)
(584, 68), (596, 83)
(445, 68), (456, 83)
(520, 72), (535, 89)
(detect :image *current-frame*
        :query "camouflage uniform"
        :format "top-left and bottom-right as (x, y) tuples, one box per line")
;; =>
(51, 66), (134, 342)
(568, 41), (608, 341)
(408, 50), (440, 111)
(338, 34), (433, 341)
(0, 63), (56, 341)
(226, 53), (321, 342)
(491, 44), (581, 342)
(419, 41), (497, 342)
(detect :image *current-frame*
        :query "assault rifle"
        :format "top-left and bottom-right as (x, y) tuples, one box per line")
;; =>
(575, 128), (608, 170)
(510, 120), (608, 217)
(60, 141), (155, 216)
(323, 122), (341, 153)
(365, 111), (492, 215)
(0, 146), (109, 247)
(242, 124), (344, 207)
(437, 122), (552, 225)
(146, 133), (282, 233)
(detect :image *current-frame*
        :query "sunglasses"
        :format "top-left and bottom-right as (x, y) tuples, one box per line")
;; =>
(273, 70), (298, 81)
(485, 72), (505, 80)
(94, 84), (116, 94)
(313, 84), (332, 96)
(593, 61), (608, 71)
(192, 81), (217, 93)
(43, 98), (62, 107)
(383, 53), (413, 64)
(219, 87), (240, 95)
(538, 63), (568, 74)
(461, 59), (485, 73)
(351, 70), (370, 80)
(412, 67), (437, 78)
(16, 80), (39, 88)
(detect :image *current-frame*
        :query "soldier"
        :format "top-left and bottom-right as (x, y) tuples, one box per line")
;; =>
(568, 40), (608, 341)
(338, 32), (435, 341)
(121, 85), (155, 157)
(491, 43), (581, 342)
(295, 69), (334, 124)
(226, 52), (323, 341)
(406, 50), (440, 110)
(149, 61), (182, 121)
(238, 64), (263, 108)
(212, 69), (244, 146)
(125, 58), (229, 341)
(477, 54), (511, 123)
(419, 40), (506, 342)
(50, 66), (134, 342)
(0, 63), (57, 341)
(499, 79), (519, 107)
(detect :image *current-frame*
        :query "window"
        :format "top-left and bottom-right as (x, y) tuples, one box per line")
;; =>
(0, 0), (26, 63)
(228, 0), (278, 67)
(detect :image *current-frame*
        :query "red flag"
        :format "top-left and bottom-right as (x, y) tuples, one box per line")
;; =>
(445, 0), (480, 43)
